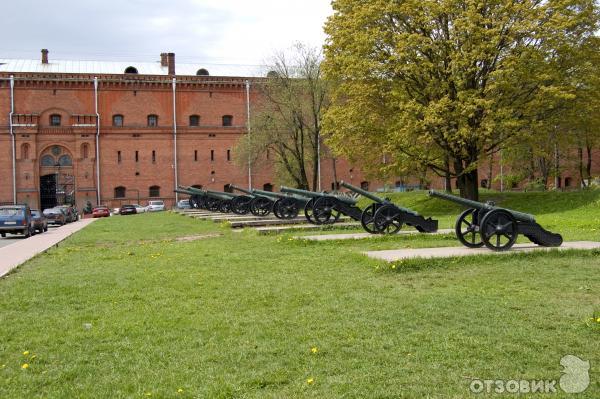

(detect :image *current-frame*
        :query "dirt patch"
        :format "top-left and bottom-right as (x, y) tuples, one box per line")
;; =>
(174, 233), (222, 242)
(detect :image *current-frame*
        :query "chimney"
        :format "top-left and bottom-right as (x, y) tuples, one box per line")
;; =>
(160, 52), (168, 67)
(167, 52), (175, 75)
(41, 49), (49, 64)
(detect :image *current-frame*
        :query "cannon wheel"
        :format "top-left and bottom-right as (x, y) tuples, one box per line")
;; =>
(219, 200), (232, 213)
(207, 199), (221, 212)
(275, 198), (299, 219)
(312, 197), (341, 225)
(360, 203), (381, 234)
(250, 197), (272, 216)
(304, 199), (318, 224)
(189, 195), (199, 209)
(455, 208), (484, 248)
(373, 204), (403, 234)
(480, 209), (518, 251)
(231, 196), (252, 215)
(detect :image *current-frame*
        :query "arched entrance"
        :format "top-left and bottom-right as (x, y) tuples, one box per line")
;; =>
(39, 145), (75, 210)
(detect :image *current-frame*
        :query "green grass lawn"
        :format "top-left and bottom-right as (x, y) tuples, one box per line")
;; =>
(1, 190), (599, 398)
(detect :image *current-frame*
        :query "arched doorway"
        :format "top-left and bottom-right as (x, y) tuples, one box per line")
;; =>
(39, 145), (75, 210)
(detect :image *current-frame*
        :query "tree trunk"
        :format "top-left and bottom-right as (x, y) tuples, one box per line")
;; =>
(586, 144), (592, 187)
(444, 155), (452, 192)
(554, 143), (560, 190)
(332, 157), (338, 191)
(578, 146), (587, 188)
(454, 159), (479, 200)
(487, 153), (493, 189)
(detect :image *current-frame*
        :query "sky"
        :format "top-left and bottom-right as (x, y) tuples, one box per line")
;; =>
(0, 0), (333, 67)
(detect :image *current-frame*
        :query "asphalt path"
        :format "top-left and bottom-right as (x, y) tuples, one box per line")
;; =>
(0, 225), (61, 249)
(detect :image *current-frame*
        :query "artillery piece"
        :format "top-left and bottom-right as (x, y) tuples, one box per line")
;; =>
(340, 181), (439, 234)
(174, 188), (203, 209)
(428, 190), (563, 251)
(179, 186), (236, 213)
(251, 189), (310, 220)
(230, 185), (274, 216)
(280, 186), (349, 225)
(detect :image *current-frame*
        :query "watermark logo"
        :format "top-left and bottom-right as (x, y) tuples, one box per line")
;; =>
(559, 355), (590, 393)
(469, 355), (590, 394)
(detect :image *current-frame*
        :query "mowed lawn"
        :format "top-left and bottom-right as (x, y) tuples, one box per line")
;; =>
(1, 191), (599, 398)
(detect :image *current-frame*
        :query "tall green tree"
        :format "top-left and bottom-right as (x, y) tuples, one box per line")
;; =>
(323, 0), (598, 199)
(235, 44), (328, 190)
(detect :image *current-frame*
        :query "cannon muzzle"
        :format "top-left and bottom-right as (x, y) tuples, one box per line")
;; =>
(428, 190), (535, 223)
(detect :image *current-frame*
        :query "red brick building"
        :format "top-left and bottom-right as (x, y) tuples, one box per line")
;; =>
(0, 50), (370, 210)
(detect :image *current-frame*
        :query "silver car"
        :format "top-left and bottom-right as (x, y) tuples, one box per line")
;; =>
(147, 200), (165, 212)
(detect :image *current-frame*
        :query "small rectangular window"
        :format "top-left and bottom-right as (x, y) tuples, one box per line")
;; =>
(117, 151), (122, 163)
(210, 150), (214, 161)
(50, 114), (61, 126)
(148, 115), (158, 127)
(194, 150), (198, 162)
(135, 151), (139, 162)
(227, 149), (230, 161)
(152, 150), (156, 163)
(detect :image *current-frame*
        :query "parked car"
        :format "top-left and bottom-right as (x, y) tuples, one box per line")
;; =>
(43, 207), (67, 226)
(57, 205), (77, 223)
(92, 206), (110, 218)
(0, 205), (34, 238)
(31, 209), (48, 234)
(133, 204), (147, 213)
(177, 199), (191, 209)
(112, 208), (120, 215)
(147, 200), (165, 212)
(119, 205), (137, 215)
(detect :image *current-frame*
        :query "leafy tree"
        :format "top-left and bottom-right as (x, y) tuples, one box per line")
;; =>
(235, 44), (328, 190)
(322, 0), (599, 199)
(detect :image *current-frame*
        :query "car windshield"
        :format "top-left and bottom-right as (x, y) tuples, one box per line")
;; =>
(0, 208), (23, 216)
(150, 201), (163, 205)
(43, 208), (61, 215)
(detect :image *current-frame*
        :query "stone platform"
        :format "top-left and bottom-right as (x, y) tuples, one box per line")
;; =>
(365, 241), (600, 262)
(256, 222), (361, 234)
(297, 229), (454, 241)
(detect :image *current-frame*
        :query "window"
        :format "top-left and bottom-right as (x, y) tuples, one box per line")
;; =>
(227, 149), (231, 161)
(50, 114), (61, 126)
(58, 155), (72, 166)
(147, 114), (158, 127)
(41, 155), (55, 166)
(266, 149), (270, 160)
(114, 186), (126, 198)
(117, 151), (122, 163)
(224, 184), (233, 193)
(135, 151), (139, 162)
(152, 150), (156, 163)
(21, 143), (30, 160)
(113, 114), (124, 127)
(81, 143), (89, 159)
(222, 115), (233, 126)
(124, 66), (138, 74)
(149, 186), (160, 197)
(360, 181), (369, 191)
(565, 177), (572, 187)
(263, 183), (273, 192)
(196, 68), (209, 76)
(194, 150), (198, 162)
(191, 184), (203, 189)
(210, 150), (214, 161)
(189, 115), (200, 126)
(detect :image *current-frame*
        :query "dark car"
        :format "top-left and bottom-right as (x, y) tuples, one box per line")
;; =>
(119, 205), (137, 215)
(57, 205), (77, 223)
(0, 205), (35, 238)
(43, 207), (67, 225)
(92, 206), (110, 218)
(31, 209), (48, 234)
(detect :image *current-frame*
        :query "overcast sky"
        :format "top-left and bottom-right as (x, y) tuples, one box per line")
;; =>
(1, 0), (333, 67)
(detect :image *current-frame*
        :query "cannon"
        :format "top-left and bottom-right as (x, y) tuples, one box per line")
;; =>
(340, 181), (439, 234)
(230, 185), (274, 216)
(251, 189), (311, 220)
(180, 186), (235, 213)
(428, 190), (563, 251)
(175, 188), (205, 209)
(279, 185), (371, 228)
(280, 186), (348, 225)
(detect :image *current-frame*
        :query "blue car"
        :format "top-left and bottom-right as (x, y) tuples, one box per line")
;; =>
(0, 205), (35, 238)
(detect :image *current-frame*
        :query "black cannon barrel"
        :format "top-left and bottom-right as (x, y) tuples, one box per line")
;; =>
(428, 190), (535, 223)
(251, 189), (288, 199)
(281, 186), (357, 205)
(340, 181), (384, 204)
(230, 185), (254, 196)
(174, 189), (196, 196)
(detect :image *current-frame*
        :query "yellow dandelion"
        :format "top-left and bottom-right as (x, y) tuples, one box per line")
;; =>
(391, 264), (396, 269)
(145, 393), (152, 397)
(177, 388), (184, 393)
(311, 347), (318, 354)
(596, 317), (600, 323)
(307, 377), (314, 384)
(21, 363), (29, 369)
(1, 364), (5, 368)
(30, 354), (37, 360)
(22, 351), (29, 356)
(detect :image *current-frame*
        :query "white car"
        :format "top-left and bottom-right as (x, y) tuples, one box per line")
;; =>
(133, 204), (147, 213)
(147, 200), (165, 212)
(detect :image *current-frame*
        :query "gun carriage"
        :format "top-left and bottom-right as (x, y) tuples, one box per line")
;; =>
(279, 186), (345, 225)
(230, 185), (274, 216)
(428, 190), (563, 251)
(340, 181), (439, 234)
(251, 189), (311, 220)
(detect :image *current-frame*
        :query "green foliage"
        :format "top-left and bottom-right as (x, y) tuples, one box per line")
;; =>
(322, 0), (599, 199)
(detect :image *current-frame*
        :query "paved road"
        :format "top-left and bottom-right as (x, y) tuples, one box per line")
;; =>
(0, 226), (63, 249)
